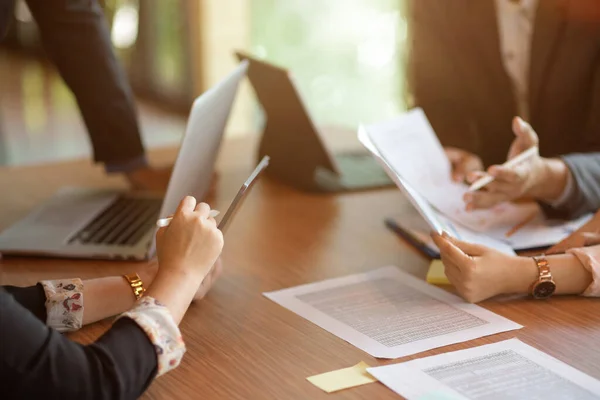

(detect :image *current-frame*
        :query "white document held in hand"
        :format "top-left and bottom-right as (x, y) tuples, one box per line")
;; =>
(363, 108), (539, 233)
(367, 339), (600, 400)
(263, 266), (522, 359)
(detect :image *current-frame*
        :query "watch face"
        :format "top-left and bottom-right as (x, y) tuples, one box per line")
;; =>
(533, 281), (556, 299)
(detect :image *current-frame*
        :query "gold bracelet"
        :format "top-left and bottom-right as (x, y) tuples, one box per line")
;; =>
(123, 272), (146, 300)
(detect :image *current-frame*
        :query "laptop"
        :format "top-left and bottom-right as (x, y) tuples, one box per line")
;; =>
(0, 61), (249, 260)
(235, 51), (393, 192)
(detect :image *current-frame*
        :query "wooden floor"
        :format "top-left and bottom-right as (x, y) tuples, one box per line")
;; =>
(0, 49), (187, 167)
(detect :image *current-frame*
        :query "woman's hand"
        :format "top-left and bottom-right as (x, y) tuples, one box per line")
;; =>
(547, 231), (600, 255)
(445, 147), (484, 183)
(193, 258), (223, 300)
(156, 196), (224, 280)
(464, 118), (570, 211)
(140, 257), (223, 301)
(431, 232), (528, 302)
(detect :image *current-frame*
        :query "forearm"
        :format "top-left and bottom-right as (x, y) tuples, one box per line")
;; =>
(144, 269), (204, 324)
(82, 266), (157, 325)
(506, 254), (593, 296)
(530, 158), (569, 202)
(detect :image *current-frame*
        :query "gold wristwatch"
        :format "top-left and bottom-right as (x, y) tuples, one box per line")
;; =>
(123, 272), (146, 300)
(530, 255), (556, 299)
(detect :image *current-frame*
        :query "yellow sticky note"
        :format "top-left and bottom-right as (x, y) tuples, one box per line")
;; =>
(427, 260), (451, 285)
(307, 362), (377, 393)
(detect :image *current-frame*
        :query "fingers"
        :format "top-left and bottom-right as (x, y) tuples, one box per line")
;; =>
(513, 117), (539, 145)
(455, 155), (483, 182)
(194, 202), (211, 218)
(466, 171), (487, 184)
(581, 232), (600, 247)
(445, 147), (483, 182)
(464, 190), (510, 210)
(176, 196), (197, 215)
(431, 233), (473, 270)
(194, 260), (224, 300)
(444, 235), (487, 256)
(488, 165), (521, 183)
(508, 117), (539, 159)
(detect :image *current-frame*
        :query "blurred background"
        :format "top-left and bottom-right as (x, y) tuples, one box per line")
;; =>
(0, 0), (408, 167)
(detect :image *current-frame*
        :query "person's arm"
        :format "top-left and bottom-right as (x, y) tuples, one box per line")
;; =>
(3, 266), (158, 329)
(24, 0), (146, 171)
(541, 153), (600, 219)
(431, 233), (597, 303)
(1, 287), (159, 399)
(2, 197), (224, 399)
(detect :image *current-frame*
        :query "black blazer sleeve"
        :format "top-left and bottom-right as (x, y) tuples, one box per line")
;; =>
(1, 288), (158, 400)
(23, 0), (145, 166)
(2, 284), (47, 322)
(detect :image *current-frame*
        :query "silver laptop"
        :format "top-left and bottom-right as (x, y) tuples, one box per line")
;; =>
(0, 61), (249, 260)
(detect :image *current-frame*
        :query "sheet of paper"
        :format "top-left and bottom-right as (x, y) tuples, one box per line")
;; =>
(307, 362), (377, 393)
(359, 126), (448, 235)
(368, 339), (600, 400)
(485, 212), (594, 250)
(264, 266), (522, 359)
(427, 260), (450, 285)
(364, 109), (539, 233)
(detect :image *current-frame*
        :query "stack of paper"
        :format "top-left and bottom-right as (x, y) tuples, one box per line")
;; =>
(359, 108), (591, 250)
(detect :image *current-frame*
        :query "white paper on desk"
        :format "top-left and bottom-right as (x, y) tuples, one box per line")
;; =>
(359, 127), (515, 256)
(486, 212), (594, 251)
(364, 108), (539, 233)
(367, 339), (600, 400)
(263, 266), (521, 359)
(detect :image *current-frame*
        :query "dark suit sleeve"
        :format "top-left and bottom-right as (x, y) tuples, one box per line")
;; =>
(24, 0), (146, 167)
(408, 0), (474, 151)
(1, 288), (158, 400)
(541, 153), (600, 219)
(2, 284), (47, 322)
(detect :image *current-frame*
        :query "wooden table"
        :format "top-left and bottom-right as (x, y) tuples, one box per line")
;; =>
(1, 136), (599, 399)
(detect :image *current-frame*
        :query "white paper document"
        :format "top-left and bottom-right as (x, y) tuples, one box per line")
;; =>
(263, 266), (521, 359)
(364, 109), (539, 233)
(485, 212), (593, 250)
(359, 127), (515, 255)
(368, 339), (600, 400)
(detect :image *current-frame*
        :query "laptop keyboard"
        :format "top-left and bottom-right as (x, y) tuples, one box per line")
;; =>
(68, 197), (162, 247)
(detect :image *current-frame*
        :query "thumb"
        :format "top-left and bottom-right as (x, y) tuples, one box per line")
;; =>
(443, 233), (487, 256)
(508, 117), (539, 159)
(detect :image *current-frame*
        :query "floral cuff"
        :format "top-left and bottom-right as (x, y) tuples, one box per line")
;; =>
(40, 278), (84, 332)
(118, 297), (186, 377)
(568, 248), (600, 297)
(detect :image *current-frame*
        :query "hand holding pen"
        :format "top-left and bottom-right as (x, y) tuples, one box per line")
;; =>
(463, 117), (569, 211)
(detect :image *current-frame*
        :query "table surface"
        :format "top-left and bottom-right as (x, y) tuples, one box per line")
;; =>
(1, 136), (599, 400)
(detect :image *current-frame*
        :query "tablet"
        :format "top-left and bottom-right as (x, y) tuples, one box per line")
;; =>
(218, 156), (270, 233)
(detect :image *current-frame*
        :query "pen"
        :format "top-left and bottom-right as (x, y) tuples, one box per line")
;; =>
(504, 211), (537, 238)
(384, 218), (440, 259)
(468, 146), (538, 192)
(156, 210), (220, 228)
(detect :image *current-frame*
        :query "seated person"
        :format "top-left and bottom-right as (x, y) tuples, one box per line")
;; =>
(463, 117), (600, 219)
(409, 0), (600, 181)
(1, 197), (222, 399)
(431, 231), (599, 303)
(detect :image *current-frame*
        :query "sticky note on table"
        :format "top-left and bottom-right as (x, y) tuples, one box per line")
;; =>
(426, 260), (450, 285)
(307, 362), (377, 393)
